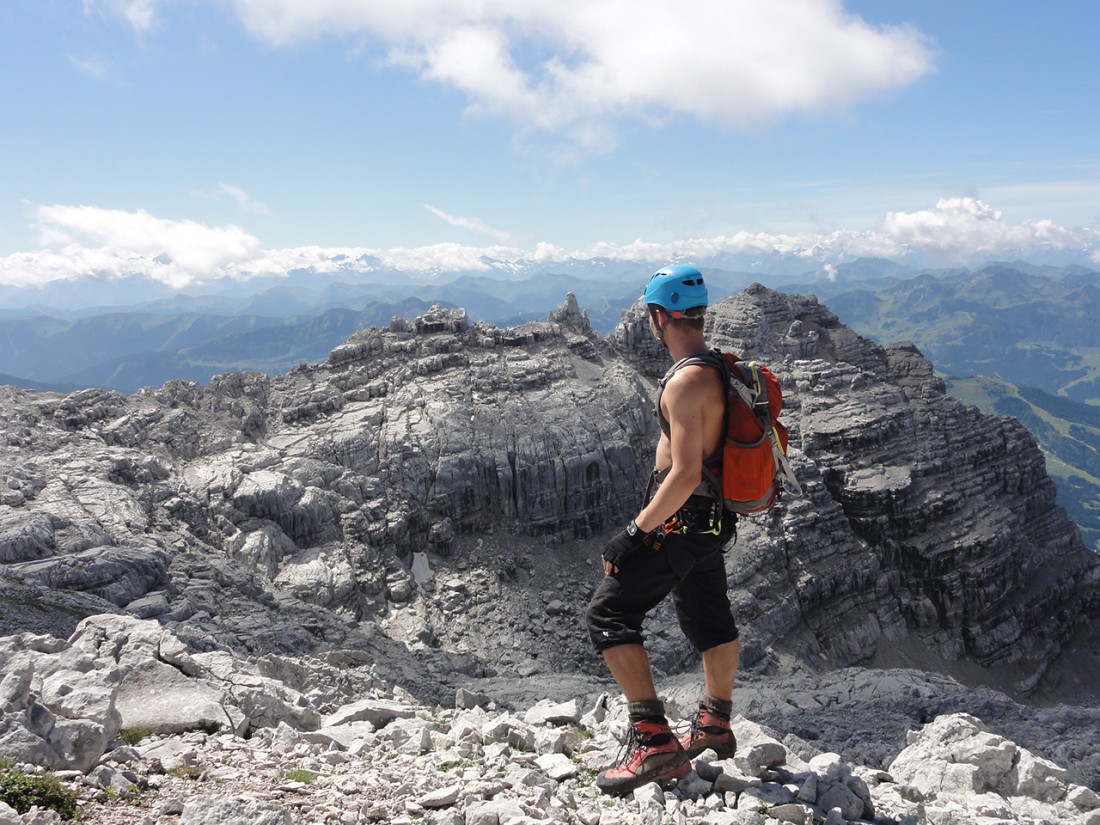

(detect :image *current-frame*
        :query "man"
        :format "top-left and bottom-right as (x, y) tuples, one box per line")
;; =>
(586, 265), (740, 795)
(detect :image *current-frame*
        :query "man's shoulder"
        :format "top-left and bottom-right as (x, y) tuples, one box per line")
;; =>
(662, 358), (726, 402)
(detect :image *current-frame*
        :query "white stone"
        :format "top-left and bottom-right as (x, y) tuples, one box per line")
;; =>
(730, 716), (787, 778)
(1004, 748), (1068, 802)
(523, 699), (580, 727)
(534, 752), (577, 782)
(0, 801), (20, 825)
(418, 785), (461, 808)
(633, 782), (664, 807)
(1069, 785), (1100, 811)
(323, 698), (418, 730)
(179, 796), (295, 825)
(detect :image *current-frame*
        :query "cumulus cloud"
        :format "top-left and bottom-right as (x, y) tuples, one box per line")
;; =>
(196, 0), (936, 150)
(880, 197), (1090, 261)
(425, 204), (514, 243)
(1, 199), (1095, 290)
(7, 205), (263, 289)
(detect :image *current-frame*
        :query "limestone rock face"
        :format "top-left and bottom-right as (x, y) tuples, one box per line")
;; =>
(0, 289), (1096, 702)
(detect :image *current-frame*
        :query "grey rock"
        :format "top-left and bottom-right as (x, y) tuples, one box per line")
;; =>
(523, 699), (580, 726)
(179, 796), (296, 825)
(768, 802), (814, 824)
(10, 545), (167, 607)
(713, 769), (761, 794)
(418, 784), (461, 808)
(323, 698), (419, 730)
(534, 752), (577, 781)
(455, 688), (491, 710)
(889, 713), (1019, 795)
(0, 511), (55, 562)
(731, 716), (787, 778)
(1070, 785), (1100, 811)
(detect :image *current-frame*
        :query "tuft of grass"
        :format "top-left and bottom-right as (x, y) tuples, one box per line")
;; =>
(279, 769), (317, 785)
(0, 763), (80, 820)
(119, 725), (156, 746)
(168, 765), (204, 780)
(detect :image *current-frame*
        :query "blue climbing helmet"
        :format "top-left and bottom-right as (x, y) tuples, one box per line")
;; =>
(643, 265), (708, 317)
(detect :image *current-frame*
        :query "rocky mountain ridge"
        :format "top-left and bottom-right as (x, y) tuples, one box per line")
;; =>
(2, 286), (1100, 820)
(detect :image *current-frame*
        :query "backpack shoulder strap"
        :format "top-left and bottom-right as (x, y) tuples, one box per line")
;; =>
(655, 350), (727, 437)
(659, 349), (726, 387)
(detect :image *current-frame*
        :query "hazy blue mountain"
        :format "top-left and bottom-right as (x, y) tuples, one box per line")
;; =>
(0, 275), (180, 315)
(50, 299), (441, 393)
(826, 264), (1100, 404)
(0, 372), (79, 393)
(0, 312), (290, 382)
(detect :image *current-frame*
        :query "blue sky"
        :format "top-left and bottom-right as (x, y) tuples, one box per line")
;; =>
(1, 0), (1098, 289)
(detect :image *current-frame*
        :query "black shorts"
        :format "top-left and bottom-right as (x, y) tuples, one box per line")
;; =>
(585, 517), (738, 654)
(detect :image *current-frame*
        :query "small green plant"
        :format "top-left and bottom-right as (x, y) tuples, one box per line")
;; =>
(438, 760), (474, 774)
(0, 763), (80, 820)
(279, 769), (317, 785)
(119, 725), (155, 746)
(168, 764), (204, 780)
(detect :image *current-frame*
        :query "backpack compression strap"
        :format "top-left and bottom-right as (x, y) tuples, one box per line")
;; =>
(737, 361), (802, 498)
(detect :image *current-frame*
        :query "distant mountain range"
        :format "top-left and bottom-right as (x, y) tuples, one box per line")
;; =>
(0, 265), (784, 392)
(0, 299), (441, 394)
(822, 264), (1100, 404)
(1, 257), (1098, 550)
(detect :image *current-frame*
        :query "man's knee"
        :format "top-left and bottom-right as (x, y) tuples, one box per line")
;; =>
(586, 596), (642, 653)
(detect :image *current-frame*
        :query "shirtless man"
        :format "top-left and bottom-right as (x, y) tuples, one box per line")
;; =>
(586, 265), (739, 795)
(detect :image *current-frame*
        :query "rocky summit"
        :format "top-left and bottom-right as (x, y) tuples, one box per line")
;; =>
(1, 285), (1099, 823)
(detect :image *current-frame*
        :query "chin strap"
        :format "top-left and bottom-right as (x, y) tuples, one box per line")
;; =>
(648, 306), (668, 344)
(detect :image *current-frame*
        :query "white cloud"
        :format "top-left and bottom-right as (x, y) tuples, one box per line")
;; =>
(83, 0), (158, 33)
(1, 199), (1094, 290)
(425, 204), (514, 243)
(7, 205), (263, 288)
(217, 183), (270, 214)
(217, 0), (935, 150)
(880, 197), (1090, 261)
(67, 54), (113, 81)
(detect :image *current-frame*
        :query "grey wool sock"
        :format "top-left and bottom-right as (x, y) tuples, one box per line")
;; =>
(628, 699), (667, 723)
(701, 695), (733, 720)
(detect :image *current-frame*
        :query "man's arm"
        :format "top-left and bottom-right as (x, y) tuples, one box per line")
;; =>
(635, 368), (707, 532)
(600, 366), (713, 575)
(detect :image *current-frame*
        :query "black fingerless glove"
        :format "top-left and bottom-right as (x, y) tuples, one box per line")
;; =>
(602, 520), (648, 569)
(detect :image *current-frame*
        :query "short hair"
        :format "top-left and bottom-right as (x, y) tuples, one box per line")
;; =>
(658, 304), (706, 331)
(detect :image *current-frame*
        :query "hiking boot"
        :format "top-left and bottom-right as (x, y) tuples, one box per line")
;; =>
(596, 719), (691, 795)
(680, 706), (736, 759)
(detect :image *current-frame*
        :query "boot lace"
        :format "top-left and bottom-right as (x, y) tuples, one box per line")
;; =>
(610, 722), (643, 768)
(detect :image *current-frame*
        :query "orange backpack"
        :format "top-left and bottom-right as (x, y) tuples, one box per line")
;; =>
(667, 349), (802, 514)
